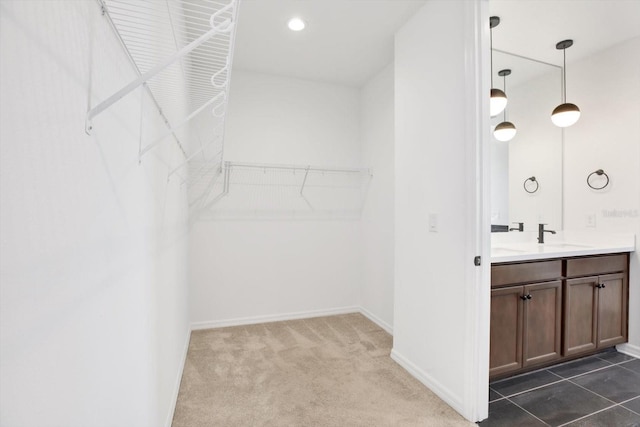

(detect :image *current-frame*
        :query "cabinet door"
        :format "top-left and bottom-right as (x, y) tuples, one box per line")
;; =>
(490, 286), (523, 377)
(597, 273), (627, 348)
(564, 276), (598, 357)
(523, 280), (562, 367)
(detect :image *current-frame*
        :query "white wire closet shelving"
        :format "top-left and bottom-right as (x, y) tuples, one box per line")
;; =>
(90, 0), (374, 220)
(190, 162), (373, 220)
(88, 0), (238, 182)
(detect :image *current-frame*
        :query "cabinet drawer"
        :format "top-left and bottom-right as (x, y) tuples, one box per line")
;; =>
(491, 260), (562, 287)
(566, 254), (627, 277)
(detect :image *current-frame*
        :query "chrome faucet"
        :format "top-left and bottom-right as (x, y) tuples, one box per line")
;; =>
(538, 223), (556, 244)
(510, 222), (524, 232)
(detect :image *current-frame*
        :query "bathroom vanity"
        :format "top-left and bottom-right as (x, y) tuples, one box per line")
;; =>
(489, 233), (635, 380)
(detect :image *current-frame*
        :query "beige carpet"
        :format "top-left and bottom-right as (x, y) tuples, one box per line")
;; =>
(172, 313), (474, 426)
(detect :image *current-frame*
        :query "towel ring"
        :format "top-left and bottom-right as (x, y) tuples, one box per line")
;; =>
(587, 169), (609, 190)
(523, 176), (539, 194)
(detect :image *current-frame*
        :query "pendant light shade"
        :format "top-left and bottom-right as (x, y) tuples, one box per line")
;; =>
(494, 121), (517, 142)
(490, 88), (508, 117)
(551, 102), (581, 127)
(493, 69), (517, 142)
(489, 17), (507, 117)
(551, 40), (580, 127)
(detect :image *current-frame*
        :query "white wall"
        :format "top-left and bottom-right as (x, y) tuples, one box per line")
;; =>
(562, 37), (640, 355)
(224, 71), (361, 166)
(392, 0), (488, 421)
(0, 2), (190, 426)
(360, 64), (395, 332)
(189, 70), (362, 328)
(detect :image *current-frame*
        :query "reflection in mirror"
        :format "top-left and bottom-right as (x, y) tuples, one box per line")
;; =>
(491, 50), (563, 233)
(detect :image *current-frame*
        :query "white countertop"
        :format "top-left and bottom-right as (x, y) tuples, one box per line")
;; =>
(491, 231), (636, 263)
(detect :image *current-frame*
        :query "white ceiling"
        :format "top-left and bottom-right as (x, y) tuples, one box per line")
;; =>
(231, 0), (640, 88)
(232, 0), (426, 87)
(490, 0), (640, 66)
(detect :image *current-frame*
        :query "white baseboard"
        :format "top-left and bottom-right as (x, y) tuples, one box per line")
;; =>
(359, 306), (393, 335)
(617, 343), (640, 358)
(390, 348), (464, 417)
(165, 327), (191, 427)
(190, 306), (360, 330)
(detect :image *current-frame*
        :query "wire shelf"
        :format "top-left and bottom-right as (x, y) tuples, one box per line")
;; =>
(192, 162), (373, 220)
(92, 0), (238, 181)
(93, 0), (373, 218)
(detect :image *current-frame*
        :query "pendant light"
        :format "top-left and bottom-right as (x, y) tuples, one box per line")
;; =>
(489, 16), (507, 117)
(494, 69), (516, 141)
(551, 39), (580, 127)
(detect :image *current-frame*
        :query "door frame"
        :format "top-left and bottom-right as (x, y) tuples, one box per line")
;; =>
(462, 0), (491, 421)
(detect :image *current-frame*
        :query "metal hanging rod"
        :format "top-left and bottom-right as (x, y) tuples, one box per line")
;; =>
(226, 161), (373, 175)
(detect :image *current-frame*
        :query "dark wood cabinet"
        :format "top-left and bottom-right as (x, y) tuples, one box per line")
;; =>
(523, 281), (562, 367)
(564, 272), (627, 356)
(564, 276), (598, 356)
(598, 273), (627, 347)
(490, 286), (523, 377)
(491, 253), (629, 380)
(490, 281), (562, 378)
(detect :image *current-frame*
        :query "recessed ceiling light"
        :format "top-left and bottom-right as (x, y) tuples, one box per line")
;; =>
(287, 17), (305, 31)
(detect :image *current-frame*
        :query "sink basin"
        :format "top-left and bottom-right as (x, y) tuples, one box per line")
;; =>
(492, 247), (528, 255)
(543, 243), (592, 249)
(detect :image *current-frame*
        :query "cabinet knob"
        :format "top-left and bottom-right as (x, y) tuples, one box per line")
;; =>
(520, 294), (532, 301)
(596, 283), (606, 289)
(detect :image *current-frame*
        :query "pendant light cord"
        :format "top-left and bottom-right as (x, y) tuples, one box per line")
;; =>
(490, 26), (494, 87)
(502, 74), (507, 121)
(563, 48), (567, 103)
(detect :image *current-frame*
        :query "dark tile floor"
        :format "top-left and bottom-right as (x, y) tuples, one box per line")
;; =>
(479, 350), (640, 427)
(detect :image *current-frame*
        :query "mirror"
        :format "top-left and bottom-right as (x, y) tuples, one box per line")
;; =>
(490, 50), (563, 232)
